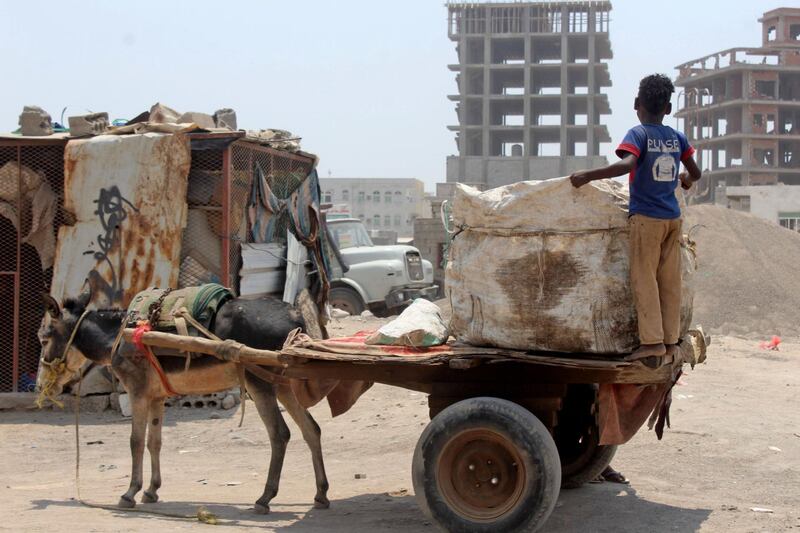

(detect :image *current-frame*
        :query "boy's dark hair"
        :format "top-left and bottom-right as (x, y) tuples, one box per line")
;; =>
(637, 74), (675, 114)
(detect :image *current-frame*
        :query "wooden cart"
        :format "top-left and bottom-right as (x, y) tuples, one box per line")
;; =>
(123, 328), (705, 533)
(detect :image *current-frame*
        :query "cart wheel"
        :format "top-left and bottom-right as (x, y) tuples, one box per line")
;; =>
(559, 430), (617, 489)
(412, 397), (561, 533)
(555, 384), (617, 489)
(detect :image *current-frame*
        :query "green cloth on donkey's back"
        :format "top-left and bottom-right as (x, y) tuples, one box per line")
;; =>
(126, 283), (233, 331)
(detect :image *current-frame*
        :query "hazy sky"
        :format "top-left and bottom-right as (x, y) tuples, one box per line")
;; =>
(0, 0), (786, 190)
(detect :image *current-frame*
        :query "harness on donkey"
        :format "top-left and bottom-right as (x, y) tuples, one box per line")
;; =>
(124, 284), (239, 398)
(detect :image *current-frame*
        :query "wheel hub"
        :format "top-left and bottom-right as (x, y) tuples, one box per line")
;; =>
(438, 429), (527, 522)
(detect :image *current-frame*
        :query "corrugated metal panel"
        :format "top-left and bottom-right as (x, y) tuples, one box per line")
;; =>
(49, 133), (191, 306)
(239, 242), (286, 297)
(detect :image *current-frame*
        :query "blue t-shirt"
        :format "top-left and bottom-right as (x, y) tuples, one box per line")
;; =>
(616, 124), (694, 219)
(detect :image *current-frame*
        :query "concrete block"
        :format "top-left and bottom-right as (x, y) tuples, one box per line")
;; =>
(58, 394), (110, 413)
(118, 393), (132, 417)
(149, 102), (180, 124)
(221, 394), (236, 410)
(0, 392), (38, 410)
(213, 108), (237, 130)
(19, 105), (53, 136)
(109, 392), (120, 412)
(178, 111), (215, 129)
(77, 366), (114, 396)
(68, 112), (109, 136)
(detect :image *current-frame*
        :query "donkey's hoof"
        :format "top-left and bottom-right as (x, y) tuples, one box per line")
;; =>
(254, 503), (270, 515)
(118, 495), (137, 508)
(142, 491), (159, 504)
(313, 497), (330, 509)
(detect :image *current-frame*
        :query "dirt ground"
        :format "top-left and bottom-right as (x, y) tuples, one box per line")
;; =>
(2, 315), (799, 532)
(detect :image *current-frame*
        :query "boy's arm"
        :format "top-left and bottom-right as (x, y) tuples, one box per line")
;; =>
(569, 154), (637, 188)
(679, 156), (702, 190)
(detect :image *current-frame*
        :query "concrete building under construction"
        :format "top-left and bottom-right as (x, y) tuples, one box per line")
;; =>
(445, 1), (612, 189)
(675, 7), (800, 226)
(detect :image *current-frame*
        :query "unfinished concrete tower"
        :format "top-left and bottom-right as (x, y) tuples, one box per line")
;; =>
(446, 1), (612, 190)
(675, 7), (800, 225)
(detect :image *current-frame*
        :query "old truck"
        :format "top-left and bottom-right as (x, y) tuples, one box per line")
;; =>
(326, 218), (437, 316)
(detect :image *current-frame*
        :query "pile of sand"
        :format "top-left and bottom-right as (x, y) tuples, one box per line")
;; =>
(685, 204), (800, 338)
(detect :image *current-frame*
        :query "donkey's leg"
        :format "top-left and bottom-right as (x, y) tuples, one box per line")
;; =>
(119, 394), (149, 508)
(246, 374), (290, 514)
(142, 398), (165, 503)
(277, 387), (330, 509)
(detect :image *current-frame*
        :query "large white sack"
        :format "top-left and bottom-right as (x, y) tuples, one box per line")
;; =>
(445, 177), (694, 354)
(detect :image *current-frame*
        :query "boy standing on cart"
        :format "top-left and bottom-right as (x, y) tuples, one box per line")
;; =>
(569, 73), (702, 359)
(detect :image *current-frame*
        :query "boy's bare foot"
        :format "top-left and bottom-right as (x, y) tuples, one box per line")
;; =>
(629, 342), (666, 359)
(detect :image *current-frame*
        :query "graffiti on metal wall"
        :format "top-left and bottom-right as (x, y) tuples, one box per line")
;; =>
(83, 186), (138, 304)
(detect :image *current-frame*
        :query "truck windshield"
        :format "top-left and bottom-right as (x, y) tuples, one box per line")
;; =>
(329, 221), (373, 249)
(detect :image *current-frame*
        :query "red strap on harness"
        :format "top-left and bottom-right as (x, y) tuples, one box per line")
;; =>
(132, 321), (179, 397)
(132, 321), (152, 352)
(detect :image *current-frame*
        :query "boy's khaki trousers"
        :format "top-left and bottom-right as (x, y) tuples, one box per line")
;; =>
(629, 214), (682, 346)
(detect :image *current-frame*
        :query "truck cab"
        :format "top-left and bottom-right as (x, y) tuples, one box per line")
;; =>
(327, 218), (437, 316)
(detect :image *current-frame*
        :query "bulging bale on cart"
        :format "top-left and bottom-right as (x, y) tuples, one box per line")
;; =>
(446, 177), (696, 354)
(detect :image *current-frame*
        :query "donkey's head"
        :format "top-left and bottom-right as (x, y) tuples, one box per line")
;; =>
(37, 288), (93, 397)
(36, 273), (114, 401)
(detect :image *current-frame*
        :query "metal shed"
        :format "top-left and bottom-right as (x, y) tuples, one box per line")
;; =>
(0, 130), (318, 393)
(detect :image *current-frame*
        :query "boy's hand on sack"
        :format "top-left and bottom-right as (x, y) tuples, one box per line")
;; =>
(570, 171), (591, 188)
(679, 171), (693, 190)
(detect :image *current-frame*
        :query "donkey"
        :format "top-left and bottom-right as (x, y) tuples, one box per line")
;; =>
(38, 284), (330, 513)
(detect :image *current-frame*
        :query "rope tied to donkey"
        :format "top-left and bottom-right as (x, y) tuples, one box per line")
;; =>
(36, 308), (92, 409)
(132, 320), (179, 397)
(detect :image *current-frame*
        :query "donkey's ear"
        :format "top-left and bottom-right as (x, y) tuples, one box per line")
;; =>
(42, 292), (61, 318)
(76, 288), (92, 310)
(85, 271), (112, 308)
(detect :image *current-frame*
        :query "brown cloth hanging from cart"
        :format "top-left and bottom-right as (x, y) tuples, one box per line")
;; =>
(597, 368), (682, 445)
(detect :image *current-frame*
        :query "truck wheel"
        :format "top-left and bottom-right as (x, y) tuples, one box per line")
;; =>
(328, 287), (364, 316)
(412, 397), (561, 533)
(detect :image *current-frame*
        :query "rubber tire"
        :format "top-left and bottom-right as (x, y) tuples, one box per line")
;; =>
(555, 384), (617, 489)
(560, 438), (617, 489)
(328, 287), (365, 316)
(412, 397), (561, 533)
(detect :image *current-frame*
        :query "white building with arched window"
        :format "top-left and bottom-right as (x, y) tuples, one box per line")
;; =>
(319, 177), (430, 238)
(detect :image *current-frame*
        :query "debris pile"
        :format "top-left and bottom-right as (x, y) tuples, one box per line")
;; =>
(685, 204), (800, 337)
(10, 103), (304, 151)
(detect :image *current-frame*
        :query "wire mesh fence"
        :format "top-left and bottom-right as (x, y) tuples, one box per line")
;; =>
(179, 140), (314, 295)
(0, 140), (66, 392)
(180, 148), (226, 290)
(230, 141), (314, 243)
(229, 142), (314, 292)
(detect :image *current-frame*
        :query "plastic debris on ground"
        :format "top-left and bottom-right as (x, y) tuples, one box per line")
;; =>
(759, 336), (781, 351)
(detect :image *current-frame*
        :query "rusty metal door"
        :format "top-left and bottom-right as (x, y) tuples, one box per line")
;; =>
(0, 139), (65, 392)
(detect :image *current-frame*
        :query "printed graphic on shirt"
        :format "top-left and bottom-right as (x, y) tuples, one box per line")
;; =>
(648, 138), (680, 182)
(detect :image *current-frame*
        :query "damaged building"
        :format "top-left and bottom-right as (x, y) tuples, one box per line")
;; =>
(418, 1), (615, 292)
(675, 7), (800, 230)
(445, 0), (612, 189)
